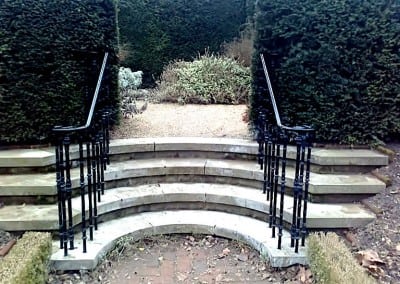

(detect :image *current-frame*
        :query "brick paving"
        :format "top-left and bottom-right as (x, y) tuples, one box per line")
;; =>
(98, 234), (283, 284)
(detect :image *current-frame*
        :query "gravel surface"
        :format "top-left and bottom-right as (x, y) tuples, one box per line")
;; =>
(111, 103), (251, 139)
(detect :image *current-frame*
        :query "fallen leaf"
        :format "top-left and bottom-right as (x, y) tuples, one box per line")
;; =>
(138, 247), (145, 251)
(356, 250), (385, 267)
(296, 266), (313, 284)
(237, 253), (248, 262)
(344, 231), (357, 246)
(367, 265), (385, 277)
(222, 248), (230, 255)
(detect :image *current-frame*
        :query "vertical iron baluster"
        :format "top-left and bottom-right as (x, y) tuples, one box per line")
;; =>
(99, 132), (105, 195)
(102, 113), (108, 171)
(291, 135), (301, 248)
(278, 131), (288, 249)
(105, 111), (111, 165)
(91, 137), (98, 231)
(63, 136), (74, 250)
(268, 129), (276, 228)
(295, 136), (306, 253)
(86, 141), (94, 241)
(272, 136), (280, 238)
(55, 141), (63, 249)
(301, 133), (313, 246)
(78, 137), (87, 253)
(257, 112), (265, 170)
(266, 128), (273, 200)
(59, 140), (68, 256)
(95, 134), (101, 202)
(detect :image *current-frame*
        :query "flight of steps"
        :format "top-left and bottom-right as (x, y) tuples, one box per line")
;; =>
(0, 137), (388, 270)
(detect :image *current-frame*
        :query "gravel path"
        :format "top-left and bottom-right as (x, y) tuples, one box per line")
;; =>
(111, 103), (251, 139)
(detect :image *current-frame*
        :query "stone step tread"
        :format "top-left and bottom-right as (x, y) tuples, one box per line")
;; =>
(0, 137), (388, 168)
(50, 210), (307, 270)
(0, 158), (386, 196)
(0, 183), (375, 231)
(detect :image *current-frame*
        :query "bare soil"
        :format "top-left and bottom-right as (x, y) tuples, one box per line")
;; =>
(349, 143), (400, 283)
(1, 103), (399, 283)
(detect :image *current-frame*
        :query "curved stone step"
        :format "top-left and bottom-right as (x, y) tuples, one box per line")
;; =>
(0, 183), (375, 231)
(50, 210), (307, 270)
(0, 158), (386, 200)
(0, 137), (388, 170)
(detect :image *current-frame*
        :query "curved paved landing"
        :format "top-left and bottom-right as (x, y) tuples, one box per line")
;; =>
(50, 210), (307, 271)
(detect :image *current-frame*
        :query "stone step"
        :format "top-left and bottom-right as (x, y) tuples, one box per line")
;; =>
(0, 138), (388, 172)
(0, 158), (386, 202)
(50, 210), (307, 270)
(0, 183), (375, 231)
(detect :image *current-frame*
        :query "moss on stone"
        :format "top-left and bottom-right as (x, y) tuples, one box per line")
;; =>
(0, 232), (52, 284)
(308, 232), (376, 284)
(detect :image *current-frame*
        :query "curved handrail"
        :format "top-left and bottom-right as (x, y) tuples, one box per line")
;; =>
(260, 54), (313, 133)
(53, 52), (109, 133)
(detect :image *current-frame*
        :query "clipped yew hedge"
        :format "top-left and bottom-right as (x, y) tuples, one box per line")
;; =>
(0, 0), (119, 144)
(118, 0), (247, 85)
(252, 0), (400, 144)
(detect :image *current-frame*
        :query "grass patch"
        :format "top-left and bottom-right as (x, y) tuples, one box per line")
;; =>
(308, 232), (376, 284)
(0, 232), (52, 284)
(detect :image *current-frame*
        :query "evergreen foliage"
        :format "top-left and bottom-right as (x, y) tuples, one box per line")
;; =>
(252, 0), (400, 144)
(0, 0), (119, 144)
(118, 0), (247, 86)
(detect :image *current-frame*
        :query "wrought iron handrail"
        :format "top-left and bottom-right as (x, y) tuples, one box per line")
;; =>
(53, 52), (109, 133)
(260, 54), (314, 133)
(52, 51), (111, 257)
(257, 53), (315, 254)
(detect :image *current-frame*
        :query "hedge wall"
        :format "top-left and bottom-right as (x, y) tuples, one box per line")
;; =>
(0, 0), (119, 144)
(118, 0), (247, 86)
(252, 0), (400, 144)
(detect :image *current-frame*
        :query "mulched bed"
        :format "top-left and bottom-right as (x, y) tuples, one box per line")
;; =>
(349, 143), (400, 283)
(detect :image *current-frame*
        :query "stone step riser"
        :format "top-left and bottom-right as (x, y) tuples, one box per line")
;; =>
(0, 138), (388, 174)
(0, 184), (375, 232)
(0, 158), (385, 205)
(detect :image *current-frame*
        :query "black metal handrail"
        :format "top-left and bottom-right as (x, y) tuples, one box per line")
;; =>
(53, 52), (109, 133)
(53, 51), (111, 256)
(257, 53), (315, 253)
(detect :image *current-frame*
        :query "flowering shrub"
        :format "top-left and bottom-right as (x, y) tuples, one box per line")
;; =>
(155, 53), (251, 104)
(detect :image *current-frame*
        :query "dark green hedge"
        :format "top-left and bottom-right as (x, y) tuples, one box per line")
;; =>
(252, 0), (400, 144)
(118, 0), (247, 86)
(0, 0), (119, 144)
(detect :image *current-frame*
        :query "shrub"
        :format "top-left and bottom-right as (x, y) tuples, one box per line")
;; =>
(0, 232), (52, 284)
(155, 53), (251, 104)
(222, 25), (255, 67)
(251, 0), (400, 144)
(308, 232), (376, 284)
(0, 0), (119, 144)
